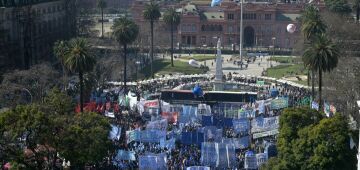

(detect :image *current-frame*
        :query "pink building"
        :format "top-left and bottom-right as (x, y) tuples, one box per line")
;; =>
(131, 1), (324, 49)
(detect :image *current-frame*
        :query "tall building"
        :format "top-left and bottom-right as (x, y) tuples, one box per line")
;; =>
(0, 0), (75, 70)
(131, 0), (323, 49)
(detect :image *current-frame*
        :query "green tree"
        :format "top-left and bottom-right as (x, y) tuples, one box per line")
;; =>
(262, 108), (356, 170)
(143, 0), (161, 79)
(301, 5), (327, 100)
(325, 0), (352, 15)
(97, 0), (107, 38)
(0, 105), (53, 169)
(303, 34), (339, 109)
(112, 18), (139, 93)
(57, 112), (112, 168)
(63, 38), (96, 112)
(163, 7), (180, 67)
(54, 40), (69, 90)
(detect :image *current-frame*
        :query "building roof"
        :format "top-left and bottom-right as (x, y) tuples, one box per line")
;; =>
(276, 13), (300, 22)
(203, 12), (224, 20)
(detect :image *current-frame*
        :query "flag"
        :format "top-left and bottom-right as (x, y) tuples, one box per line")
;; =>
(311, 101), (319, 111)
(350, 136), (355, 149)
(211, 0), (223, 7)
(323, 102), (330, 117)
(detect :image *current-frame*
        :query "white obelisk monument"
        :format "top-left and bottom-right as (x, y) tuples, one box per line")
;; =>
(214, 38), (223, 91)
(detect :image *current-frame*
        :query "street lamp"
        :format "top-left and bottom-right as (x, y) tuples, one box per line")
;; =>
(239, 0), (244, 70)
(135, 61), (141, 81)
(202, 44), (207, 66)
(271, 37), (276, 68)
(358, 100), (360, 170)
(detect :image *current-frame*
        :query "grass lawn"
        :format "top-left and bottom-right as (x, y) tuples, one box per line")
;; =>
(266, 64), (306, 79)
(139, 59), (208, 78)
(268, 56), (302, 64)
(182, 54), (216, 61)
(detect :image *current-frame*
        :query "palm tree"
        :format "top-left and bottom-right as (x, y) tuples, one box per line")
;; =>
(353, 0), (360, 22)
(53, 40), (69, 91)
(303, 34), (339, 109)
(300, 5), (327, 100)
(64, 38), (96, 112)
(97, 0), (107, 38)
(163, 7), (180, 67)
(143, 0), (161, 78)
(112, 18), (139, 94)
(301, 6), (327, 41)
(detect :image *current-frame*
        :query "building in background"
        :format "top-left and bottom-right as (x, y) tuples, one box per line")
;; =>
(131, 0), (324, 50)
(0, 0), (75, 70)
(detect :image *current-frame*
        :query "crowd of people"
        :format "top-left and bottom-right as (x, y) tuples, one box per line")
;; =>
(84, 73), (311, 169)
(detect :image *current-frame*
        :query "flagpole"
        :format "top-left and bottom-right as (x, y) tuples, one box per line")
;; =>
(240, 0), (243, 69)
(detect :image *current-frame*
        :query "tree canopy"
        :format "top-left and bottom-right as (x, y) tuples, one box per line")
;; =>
(261, 107), (356, 170)
(0, 89), (113, 169)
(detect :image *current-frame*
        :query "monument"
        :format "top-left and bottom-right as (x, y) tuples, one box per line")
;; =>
(213, 38), (224, 91)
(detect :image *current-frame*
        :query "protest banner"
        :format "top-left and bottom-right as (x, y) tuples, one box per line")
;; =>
(113, 150), (136, 161)
(146, 119), (168, 131)
(201, 142), (236, 168)
(179, 105), (198, 123)
(186, 166), (210, 170)
(251, 116), (279, 133)
(271, 97), (289, 110)
(244, 151), (257, 169)
(109, 124), (121, 141)
(233, 118), (249, 133)
(220, 136), (249, 149)
(256, 153), (268, 167)
(139, 153), (167, 170)
(253, 129), (279, 139)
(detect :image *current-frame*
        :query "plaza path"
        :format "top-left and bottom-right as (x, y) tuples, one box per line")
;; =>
(166, 54), (279, 77)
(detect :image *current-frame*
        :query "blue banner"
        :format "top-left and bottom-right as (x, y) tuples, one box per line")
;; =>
(233, 118), (249, 134)
(270, 97), (289, 110)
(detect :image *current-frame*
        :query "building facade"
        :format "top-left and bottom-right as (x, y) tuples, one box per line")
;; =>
(131, 0), (314, 50)
(0, 0), (74, 70)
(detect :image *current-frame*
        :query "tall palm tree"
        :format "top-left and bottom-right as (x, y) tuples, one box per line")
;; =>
(143, 0), (161, 78)
(300, 5), (327, 100)
(112, 18), (139, 94)
(53, 40), (69, 90)
(303, 34), (339, 109)
(353, 0), (360, 22)
(64, 38), (96, 112)
(97, 0), (107, 38)
(301, 6), (327, 41)
(163, 7), (181, 67)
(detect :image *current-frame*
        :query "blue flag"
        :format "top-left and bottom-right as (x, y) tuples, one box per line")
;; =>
(211, 0), (223, 7)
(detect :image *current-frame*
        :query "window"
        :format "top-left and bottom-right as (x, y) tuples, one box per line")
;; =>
(228, 26), (234, 33)
(227, 13), (234, 20)
(243, 13), (257, 20)
(265, 14), (272, 20)
(191, 24), (196, 32)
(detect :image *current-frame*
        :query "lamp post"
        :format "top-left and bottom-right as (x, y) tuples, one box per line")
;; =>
(271, 37), (276, 68)
(203, 44), (207, 66)
(239, 0), (244, 70)
(357, 100), (360, 170)
(135, 61), (141, 81)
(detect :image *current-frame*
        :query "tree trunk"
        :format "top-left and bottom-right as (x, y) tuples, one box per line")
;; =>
(79, 71), (84, 113)
(357, 6), (360, 23)
(123, 44), (127, 95)
(318, 70), (322, 111)
(171, 22), (174, 67)
(150, 21), (154, 79)
(101, 7), (104, 38)
(311, 69), (315, 101)
(307, 70), (310, 86)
